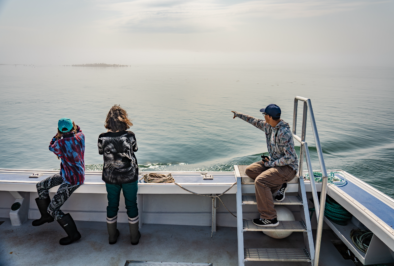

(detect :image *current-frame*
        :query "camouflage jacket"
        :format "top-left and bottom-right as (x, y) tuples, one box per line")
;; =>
(234, 112), (298, 172)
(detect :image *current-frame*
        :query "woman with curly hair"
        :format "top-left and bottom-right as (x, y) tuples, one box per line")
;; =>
(98, 105), (140, 245)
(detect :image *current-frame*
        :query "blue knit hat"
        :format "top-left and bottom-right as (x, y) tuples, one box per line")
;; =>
(58, 118), (73, 133)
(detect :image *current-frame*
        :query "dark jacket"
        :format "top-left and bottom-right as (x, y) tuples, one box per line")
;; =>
(98, 131), (139, 184)
(49, 126), (85, 185)
(234, 112), (298, 172)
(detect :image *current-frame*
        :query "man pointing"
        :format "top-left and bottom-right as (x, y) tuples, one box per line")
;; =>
(232, 104), (298, 227)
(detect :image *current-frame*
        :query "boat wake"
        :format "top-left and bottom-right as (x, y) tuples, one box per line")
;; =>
(85, 152), (269, 172)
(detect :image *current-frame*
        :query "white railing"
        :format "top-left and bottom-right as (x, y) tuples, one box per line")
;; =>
(293, 96), (328, 266)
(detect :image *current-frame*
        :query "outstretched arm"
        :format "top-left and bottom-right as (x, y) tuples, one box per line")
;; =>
(231, 111), (267, 131)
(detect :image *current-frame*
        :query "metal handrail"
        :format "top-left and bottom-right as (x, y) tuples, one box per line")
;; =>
(303, 142), (320, 220)
(292, 96), (328, 266)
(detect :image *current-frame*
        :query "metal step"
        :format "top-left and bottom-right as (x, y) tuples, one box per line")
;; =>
(243, 220), (306, 232)
(242, 195), (302, 205)
(125, 262), (212, 266)
(245, 248), (311, 262)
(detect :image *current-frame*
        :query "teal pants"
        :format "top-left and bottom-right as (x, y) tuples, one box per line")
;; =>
(106, 181), (138, 219)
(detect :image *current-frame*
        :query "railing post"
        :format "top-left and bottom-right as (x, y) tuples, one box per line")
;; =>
(314, 177), (328, 266)
(293, 98), (298, 135)
(301, 102), (308, 141)
(303, 142), (320, 220)
(298, 101), (308, 177)
(298, 145), (304, 178)
(306, 99), (327, 175)
(306, 99), (328, 266)
(235, 166), (245, 266)
(294, 96), (328, 266)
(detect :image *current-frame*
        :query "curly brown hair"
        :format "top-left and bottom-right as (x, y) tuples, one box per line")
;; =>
(105, 105), (133, 132)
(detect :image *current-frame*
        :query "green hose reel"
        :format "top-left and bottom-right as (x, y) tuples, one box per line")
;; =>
(309, 195), (352, 226)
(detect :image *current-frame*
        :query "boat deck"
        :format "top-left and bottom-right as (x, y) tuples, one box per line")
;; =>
(1, 169), (394, 265)
(0, 218), (353, 266)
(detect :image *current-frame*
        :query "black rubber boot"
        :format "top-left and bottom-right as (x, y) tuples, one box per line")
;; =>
(32, 197), (54, 226)
(107, 222), (120, 244)
(129, 222), (141, 245)
(57, 213), (81, 245)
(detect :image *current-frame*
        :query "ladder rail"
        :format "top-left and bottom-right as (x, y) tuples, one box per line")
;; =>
(303, 142), (320, 219)
(292, 96), (328, 266)
(235, 165), (314, 266)
(299, 177), (315, 265)
(293, 97), (328, 175)
(235, 167), (245, 266)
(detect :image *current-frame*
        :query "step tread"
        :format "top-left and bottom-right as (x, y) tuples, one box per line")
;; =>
(243, 220), (306, 232)
(242, 195), (302, 205)
(244, 248), (311, 262)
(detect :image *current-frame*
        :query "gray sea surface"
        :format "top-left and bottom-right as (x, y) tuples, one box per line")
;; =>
(0, 64), (393, 198)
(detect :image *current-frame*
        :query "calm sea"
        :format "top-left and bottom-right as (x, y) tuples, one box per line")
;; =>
(0, 64), (393, 198)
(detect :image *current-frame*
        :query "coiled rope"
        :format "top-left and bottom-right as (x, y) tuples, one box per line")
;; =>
(350, 230), (388, 266)
(309, 195), (352, 226)
(350, 229), (373, 253)
(305, 171), (348, 187)
(324, 196), (353, 225)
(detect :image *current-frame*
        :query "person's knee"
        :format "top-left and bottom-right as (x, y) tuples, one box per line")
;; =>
(254, 177), (268, 188)
(107, 205), (119, 212)
(245, 168), (253, 178)
(46, 207), (54, 217)
(124, 200), (138, 216)
(126, 204), (138, 211)
(126, 206), (138, 218)
(286, 170), (297, 182)
(245, 166), (259, 178)
(107, 201), (119, 208)
(127, 211), (138, 219)
(245, 162), (266, 178)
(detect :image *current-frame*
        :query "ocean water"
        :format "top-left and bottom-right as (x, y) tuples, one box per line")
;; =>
(0, 64), (393, 198)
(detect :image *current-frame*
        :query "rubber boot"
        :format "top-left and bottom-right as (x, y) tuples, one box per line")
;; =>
(57, 213), (81, 245)
(128, 222), (141, 245)
(107, 222), (120, 244)
(32, 197), (54, 226)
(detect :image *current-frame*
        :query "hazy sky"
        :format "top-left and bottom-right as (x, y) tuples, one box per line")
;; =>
(0, 0), (393, 66)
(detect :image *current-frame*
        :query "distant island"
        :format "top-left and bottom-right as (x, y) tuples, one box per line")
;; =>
(71, 63), (129, 67)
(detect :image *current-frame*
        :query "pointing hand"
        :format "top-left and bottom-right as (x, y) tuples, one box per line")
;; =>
(231, 111), (237, 119)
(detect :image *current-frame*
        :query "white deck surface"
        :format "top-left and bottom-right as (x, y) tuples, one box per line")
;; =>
(0, 170), (238, 195)
(0, 218), (354, 266)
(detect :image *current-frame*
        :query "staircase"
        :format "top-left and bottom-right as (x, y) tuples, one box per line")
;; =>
(235, 96), (329, 266)
(235, 165), (314, 265)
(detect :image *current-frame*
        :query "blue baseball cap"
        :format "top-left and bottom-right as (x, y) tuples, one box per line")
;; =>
(260, 104), (281, 119)
(58, 118), (73, 133)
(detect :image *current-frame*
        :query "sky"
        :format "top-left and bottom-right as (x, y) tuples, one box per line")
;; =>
(0, 0), (393, 66)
